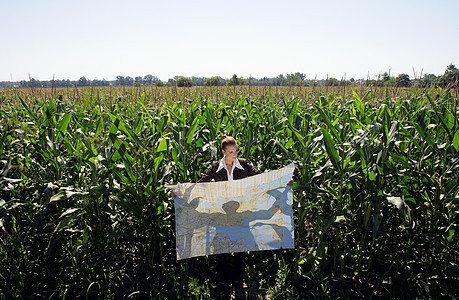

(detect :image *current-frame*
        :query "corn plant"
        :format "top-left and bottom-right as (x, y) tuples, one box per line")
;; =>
(0, 86), (457, 299)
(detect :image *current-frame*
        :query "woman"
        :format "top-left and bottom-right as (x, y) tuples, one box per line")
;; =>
(173, 135), (292, 290)
(198, 135), (293, 185)
(197, 135), (261, 183)
(198, 135), (261, 289)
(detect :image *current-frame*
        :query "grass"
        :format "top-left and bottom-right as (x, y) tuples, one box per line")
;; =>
(0, 85), (458, 299)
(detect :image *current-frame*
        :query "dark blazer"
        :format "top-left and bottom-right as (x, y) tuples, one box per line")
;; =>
(197, 158), (261, 182)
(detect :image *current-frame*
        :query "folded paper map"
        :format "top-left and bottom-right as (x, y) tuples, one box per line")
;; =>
(168, 163), (295, 260)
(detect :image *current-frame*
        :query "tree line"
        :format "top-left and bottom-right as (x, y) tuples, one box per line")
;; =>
(1, 65), (457, 89)
(364, 64), (459, 89)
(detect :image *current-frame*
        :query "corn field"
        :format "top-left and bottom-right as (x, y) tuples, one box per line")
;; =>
(0, 86), (458, 299)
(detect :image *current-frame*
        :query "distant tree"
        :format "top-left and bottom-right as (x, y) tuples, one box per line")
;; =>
(143, 74), (153, 85)
(176, 76), (193, 87)
(327, 78), (340, 86)
(143, 74), (159, 86)
(227, 74), (244, 86)
(382, 72), (390, 82)
(134, 76), (143, 86)
(446, 64), (457, 73)
(420, 74), (437, 88)
(396, 74), (411, 87)
(55, 79), (72, 87)
(441, 64), (458, 87)
(78, 77), (89, 87)
(294, 72), (306, 81)
(275, 74), (287, 86)
(191, 77), (206, 86)
(204, 76), (222, 86)
(378, 72), (396, 87)
(365, 79), (379, 87)
(385, 77), (396, 87)
(155, 81), (164, 87)
(125, 76), (134, 86)
(285, 72), (306, 86)
(116, 76), (125, 86)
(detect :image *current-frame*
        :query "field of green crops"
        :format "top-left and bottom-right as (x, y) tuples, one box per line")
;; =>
(1, 86), (458, 299)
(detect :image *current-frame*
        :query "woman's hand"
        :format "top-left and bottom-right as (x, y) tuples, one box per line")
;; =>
(287, 179), (293, 186)
(171, 192), (177, 198)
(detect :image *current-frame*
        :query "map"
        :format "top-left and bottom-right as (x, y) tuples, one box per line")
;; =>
(168, 163), (295, 260)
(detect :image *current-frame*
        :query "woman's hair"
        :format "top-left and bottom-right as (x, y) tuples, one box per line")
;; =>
(221, 135), (237, 151)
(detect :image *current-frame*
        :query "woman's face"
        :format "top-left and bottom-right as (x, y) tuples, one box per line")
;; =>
(222, 145), (238, 163)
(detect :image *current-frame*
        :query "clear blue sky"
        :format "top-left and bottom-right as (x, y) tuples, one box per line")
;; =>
(1, 0), (458, 82)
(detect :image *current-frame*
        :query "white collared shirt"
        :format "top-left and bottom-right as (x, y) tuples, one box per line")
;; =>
(216, 156), (245, 181)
